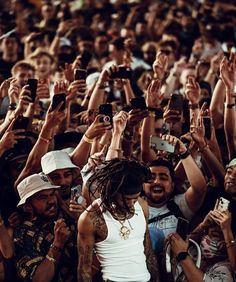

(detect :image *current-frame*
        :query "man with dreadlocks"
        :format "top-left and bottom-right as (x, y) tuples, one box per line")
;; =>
(77, 158), (160, 282)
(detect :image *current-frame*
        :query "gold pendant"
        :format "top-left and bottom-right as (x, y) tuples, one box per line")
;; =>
(119, 225), (130, 240)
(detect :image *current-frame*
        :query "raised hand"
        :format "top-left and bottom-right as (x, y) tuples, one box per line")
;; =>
(113, 111), (129, 135)
(85, 114), (112, 139)
(185, 76), (200, 105)
(152, 51), (168, 81)
(53, 218), (71, 249)
(146, 79), (163, 107)
(220, 54), (236, 93)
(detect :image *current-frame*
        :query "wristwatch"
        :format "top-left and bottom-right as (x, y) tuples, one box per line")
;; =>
(176, 252), (189, 262)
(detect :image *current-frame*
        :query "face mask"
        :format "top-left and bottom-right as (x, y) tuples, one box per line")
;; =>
(200, 235), (226, 259)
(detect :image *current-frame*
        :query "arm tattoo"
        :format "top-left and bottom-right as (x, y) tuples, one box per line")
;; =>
(144, 227), (160, 282)
(77, 244), (93, 282)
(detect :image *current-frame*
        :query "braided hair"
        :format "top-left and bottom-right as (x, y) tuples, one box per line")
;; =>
(88, 158), (151, 212)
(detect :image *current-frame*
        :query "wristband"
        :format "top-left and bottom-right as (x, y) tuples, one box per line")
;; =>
(179, 149), (190, 159)
(189, 103), (199, 110)
(96, 81), (107, 89)
(46, 254), (57, 264)
(226, 103), (235, 109)
(8, 103), (17, 111)
(39, 136), (51, 144)
(226, 240), (235, 248)
(83, 134), (93, 144)
(176, 252), (189, 262)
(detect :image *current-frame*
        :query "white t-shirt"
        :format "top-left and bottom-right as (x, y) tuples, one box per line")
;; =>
(148, 193), (194, 253)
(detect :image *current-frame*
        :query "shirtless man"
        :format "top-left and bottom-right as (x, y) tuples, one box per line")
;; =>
(77, 158), (160, 282)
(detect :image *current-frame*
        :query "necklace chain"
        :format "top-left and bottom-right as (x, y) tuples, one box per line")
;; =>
(115, 214), (133, 240)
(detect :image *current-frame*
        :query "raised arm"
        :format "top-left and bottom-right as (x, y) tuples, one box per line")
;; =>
(220, 54), (236, 160)
(77, 209), (95, 282)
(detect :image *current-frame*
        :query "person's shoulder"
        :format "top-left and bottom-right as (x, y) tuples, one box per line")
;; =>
(138, 197), (149, 220)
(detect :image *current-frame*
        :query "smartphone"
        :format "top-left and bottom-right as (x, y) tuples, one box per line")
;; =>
(150, 136), (175, 153)
(27, 78), (38, 102)
(110, 66), (132, 79)
(215, 197), (230, 212)
(71, 185), (84, 204)
(74, 68), (87, 81)
(98, 103), (113, 124)
(176, 217), (189, 240)
(51, 93), (66, 111)
(80, 50), (92, 69)
(130, 97), (147, 110)
(168, 94), (184, 112)
(12, 116), (29, 130)
(203, 117), (211, 140)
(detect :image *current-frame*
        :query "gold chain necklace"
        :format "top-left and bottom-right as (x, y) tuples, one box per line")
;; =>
(115, 215), (133, 240)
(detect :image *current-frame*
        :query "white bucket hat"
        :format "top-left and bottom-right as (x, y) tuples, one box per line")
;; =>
(17, 173), (60, 206)
(41, 150), (78, 175)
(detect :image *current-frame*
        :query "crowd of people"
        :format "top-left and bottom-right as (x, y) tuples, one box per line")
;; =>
(0, 0), (236, 281)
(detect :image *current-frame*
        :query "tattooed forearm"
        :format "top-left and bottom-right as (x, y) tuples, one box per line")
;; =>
(144, 228), (160, 282)
(77, 244), (93, 282)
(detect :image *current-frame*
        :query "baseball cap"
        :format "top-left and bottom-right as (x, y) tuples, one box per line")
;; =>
(226, 158), (236, 169)
(41, 150), (78, 175)
(17, 173), (60, 206)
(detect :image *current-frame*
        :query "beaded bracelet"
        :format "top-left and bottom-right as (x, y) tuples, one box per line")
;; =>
(39, 136), (51, 144)
(50, 244), (62, 253)
(226, 103), (235, 109)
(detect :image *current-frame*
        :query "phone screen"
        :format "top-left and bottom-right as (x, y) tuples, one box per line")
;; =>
(27, 78), (38, 102)
(176, 217), (189, 240)
(130, 97), (147, 110)
(203, 117), (211, 140)
(12, 116), (29, 130)
(168, 94), (184, 112)
(110, 66), (132, 79)
(150, 136), (175, 153)
(51, 93), (66, 111)
(74, 69), (87, 80)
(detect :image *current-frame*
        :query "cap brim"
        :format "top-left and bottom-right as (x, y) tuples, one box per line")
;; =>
(17, 185), (60, 207)
(44, 164), (79, 175)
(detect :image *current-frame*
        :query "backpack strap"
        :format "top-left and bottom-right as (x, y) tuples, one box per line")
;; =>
(148, 198), (185, 225)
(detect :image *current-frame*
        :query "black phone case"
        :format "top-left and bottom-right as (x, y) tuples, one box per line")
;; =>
(176, 217), (189, 240)
(51, 93), (66, 111)
(98, 104), (113, 124)
(28, 79), (38, 102)
(74, 69), (87, 80)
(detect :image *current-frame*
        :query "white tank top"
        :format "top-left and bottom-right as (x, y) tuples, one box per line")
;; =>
(95, 200), (151, 282)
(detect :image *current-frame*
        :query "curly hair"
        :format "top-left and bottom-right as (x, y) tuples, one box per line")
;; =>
(88, 158), (151, 212)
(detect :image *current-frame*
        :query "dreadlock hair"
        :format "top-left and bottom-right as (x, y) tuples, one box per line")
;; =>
(88, 158), (151, 212)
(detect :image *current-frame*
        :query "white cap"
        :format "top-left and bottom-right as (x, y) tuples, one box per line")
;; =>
(41, 150), (78, 175)
(17, 173), (60, 206)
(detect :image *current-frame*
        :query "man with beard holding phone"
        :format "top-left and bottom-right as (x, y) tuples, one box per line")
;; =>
(143, 134), (206, 257)
(14, 173), (78, 282)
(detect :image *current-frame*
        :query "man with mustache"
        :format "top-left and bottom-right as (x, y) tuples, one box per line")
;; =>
(14, 173), (78, 282)
(143, 135), (207, 255)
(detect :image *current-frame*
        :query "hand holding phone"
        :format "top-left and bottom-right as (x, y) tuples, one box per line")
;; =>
(214, 197), (230, 212)
(51, 93), (66, 112)
(12, 116), (29, 130)
(71, 186), (84, 205)
(203, 117), (212, 140)
(150, 136), (175, 153)
(74, 69), (87, 81)
(110, 66), (132, 79)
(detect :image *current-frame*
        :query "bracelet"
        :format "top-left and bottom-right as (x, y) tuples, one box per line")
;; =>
(39, 136), (51, 144)
(226, 103), (235, 109)
(149, 112), (156, 118)
(50, 244), (62, 253)
(198, 143), (208, 153)
(189, 103), (199, 110)
(108, 147), (121, 152)
(96, 81), (107, 89)
(8, 103), (17, 111)
(46, 254), (57, 264)
(83, 134), (93, 144)
(226, 240), (235, 248)
(179, 149), (190, 159)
